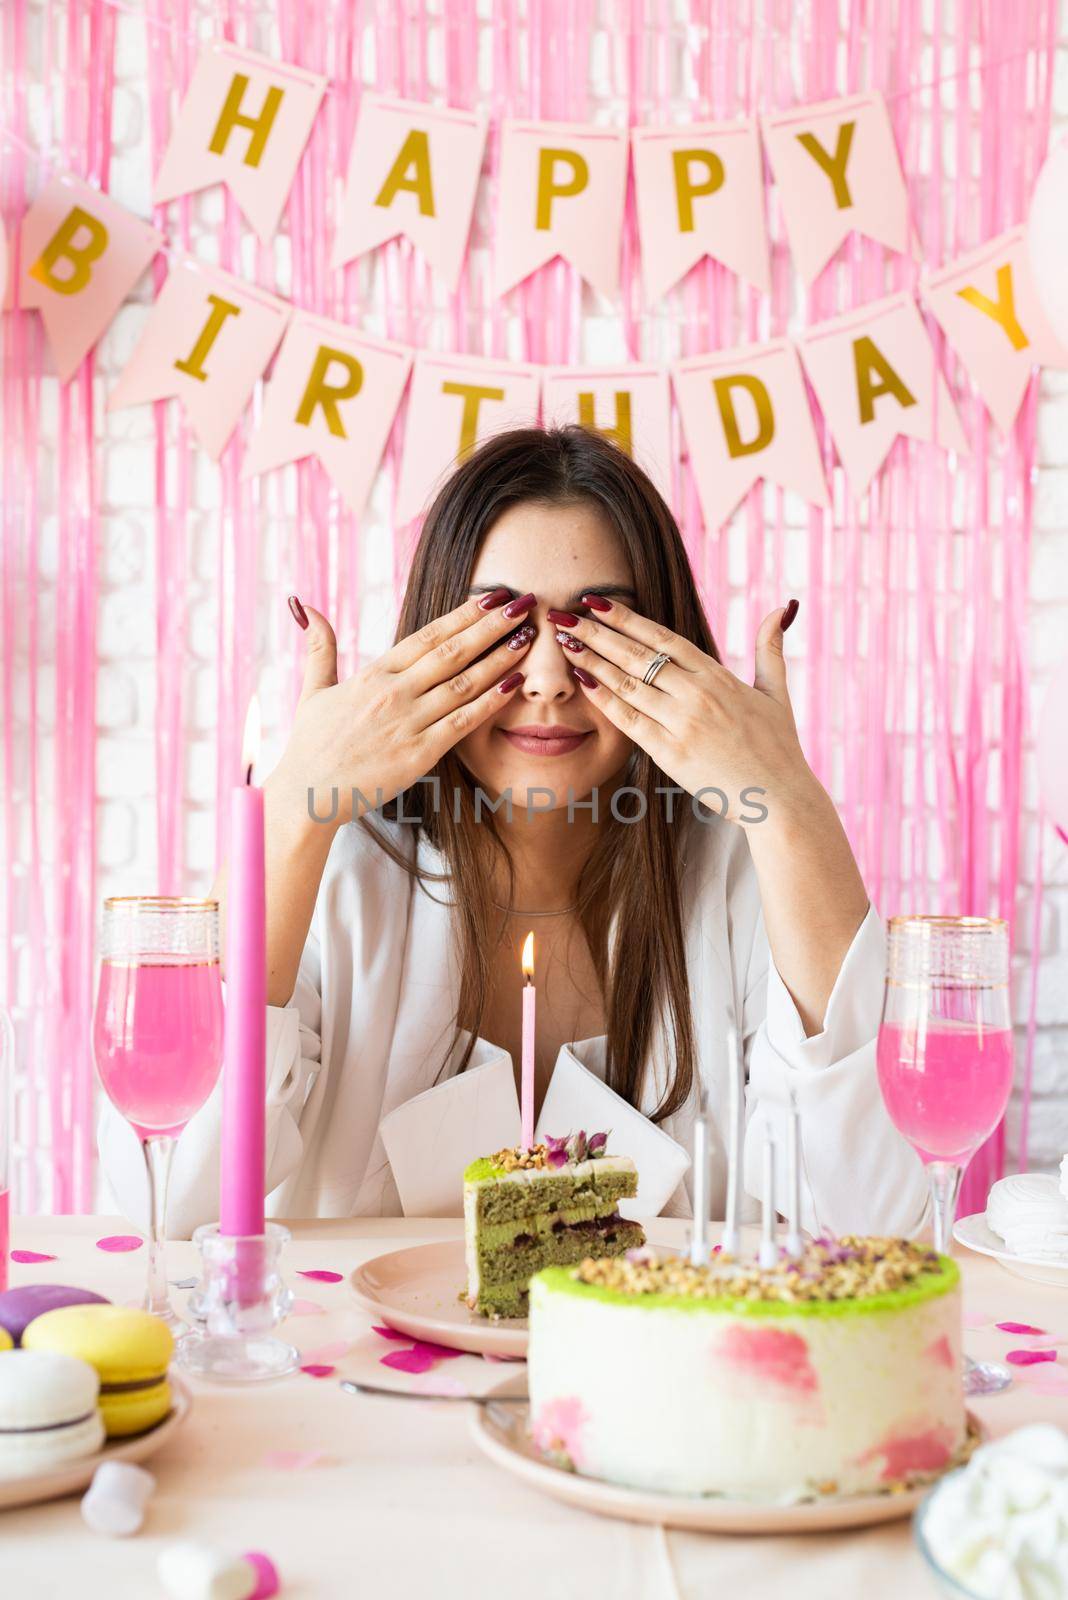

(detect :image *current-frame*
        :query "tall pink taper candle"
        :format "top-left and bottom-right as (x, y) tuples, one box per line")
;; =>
(521, 931), (535, 1151)
(219, 697), (266, 1238)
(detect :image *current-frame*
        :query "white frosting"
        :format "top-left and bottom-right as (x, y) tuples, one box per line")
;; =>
(986, 1174), (1068, 1261)
(528, 1273), (965, 1500)
(921, 1425), (1068, 1599)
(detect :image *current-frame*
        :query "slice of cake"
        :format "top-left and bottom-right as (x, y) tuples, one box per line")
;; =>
(528, 1236), (968, 1500)
(463, 1131), (644, 1320)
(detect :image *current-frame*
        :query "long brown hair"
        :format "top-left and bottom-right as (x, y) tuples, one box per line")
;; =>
(367, 425), (721, 1122)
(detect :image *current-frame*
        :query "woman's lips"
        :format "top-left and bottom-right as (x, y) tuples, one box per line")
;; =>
(499, 725), (592, 758)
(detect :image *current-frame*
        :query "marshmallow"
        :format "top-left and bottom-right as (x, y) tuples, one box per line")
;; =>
(80, 1460), (156, 1536)
(986, 1173), (1068, 1260)
(157, 1542), (279, 1600)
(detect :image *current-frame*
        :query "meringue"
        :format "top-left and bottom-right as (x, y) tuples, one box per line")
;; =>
(921, 1425), (1068, 1600)
(986, 1174), (1068, 1261)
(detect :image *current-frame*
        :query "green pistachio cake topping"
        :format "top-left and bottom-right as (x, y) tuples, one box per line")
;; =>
(569, 1235), (957, 1309)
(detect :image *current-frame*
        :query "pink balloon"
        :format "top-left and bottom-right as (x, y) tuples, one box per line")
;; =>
(1036, 658), (1068, 836)
(1027, 137), (1068, 348)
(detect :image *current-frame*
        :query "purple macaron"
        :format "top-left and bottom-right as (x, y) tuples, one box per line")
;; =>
(0, 1284), (111, 1346)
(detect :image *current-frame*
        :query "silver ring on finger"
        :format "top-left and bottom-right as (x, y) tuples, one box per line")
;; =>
(642, 650), (672, 687)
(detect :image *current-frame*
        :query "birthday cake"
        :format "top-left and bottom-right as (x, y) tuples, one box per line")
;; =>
(527, 1236), (967, 1501)
(463, 1133), (644, 1319)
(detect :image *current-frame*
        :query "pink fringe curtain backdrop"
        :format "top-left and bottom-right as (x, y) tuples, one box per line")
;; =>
(0, 0), (1057, 1211)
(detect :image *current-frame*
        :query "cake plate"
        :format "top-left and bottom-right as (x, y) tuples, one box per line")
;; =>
(954, 1213), (1068, 1287)
(470, 1382), (986, 1535)
(350, 1240), (528, 1358)
(0, 1371), (192, 1512)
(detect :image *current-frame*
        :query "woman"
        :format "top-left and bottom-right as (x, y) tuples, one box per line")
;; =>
(100, 425), (926, 1238)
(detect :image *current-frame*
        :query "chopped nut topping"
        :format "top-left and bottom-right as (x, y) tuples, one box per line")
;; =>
(490, 1143), (550, 1172)
(574, 1235), (945, 1304)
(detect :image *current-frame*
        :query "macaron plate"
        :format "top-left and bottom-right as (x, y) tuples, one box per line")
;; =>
(0, 1369), (191, 1512)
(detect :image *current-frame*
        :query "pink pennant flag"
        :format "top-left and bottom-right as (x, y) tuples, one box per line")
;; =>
(153, 41), (327, 244)
(494, 119), (629, 298)
(332, 94), (488, 291)
(243, 311), (413, 518)
(672, 339), (828, 529)
(631, 119), (770, 301)
(762, 93), (911, 285)
(921, 226), (1068, 435)
(395, 351), (541, 524)
(798, 291), (968, 502)
(542, 365), (674, 504)
(12, 173), (161, 382)
(108, 257), (290, 459)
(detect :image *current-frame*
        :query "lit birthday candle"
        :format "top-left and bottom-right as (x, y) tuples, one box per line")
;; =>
(520, 932), (535, 1151)
(689, 1100), (712, 1267)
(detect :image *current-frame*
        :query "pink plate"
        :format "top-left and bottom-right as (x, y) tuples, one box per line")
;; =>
(471, 1387), (986, 1535)
(349, 1239), (528, 1358)
(0, 1372), (193, 1511)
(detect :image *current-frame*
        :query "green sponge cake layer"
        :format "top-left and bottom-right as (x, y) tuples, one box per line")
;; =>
(463, 1138), (644, 1319)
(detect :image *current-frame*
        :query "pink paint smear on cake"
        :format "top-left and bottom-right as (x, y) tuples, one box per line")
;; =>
(925, 1335), (955, 1369)
(857, 1425), (954, 1482)
(531, 1396), (589, 1467)
(718, 1324), (819, 1394)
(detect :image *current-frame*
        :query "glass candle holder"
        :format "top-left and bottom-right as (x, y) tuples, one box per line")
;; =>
(175, 1223), (299, 1383)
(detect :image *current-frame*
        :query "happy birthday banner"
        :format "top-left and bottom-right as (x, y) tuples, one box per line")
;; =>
(5, 38), (1068, 525)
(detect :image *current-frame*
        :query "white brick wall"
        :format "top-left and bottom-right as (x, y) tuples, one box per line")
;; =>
(6, 3), (1068, 1209)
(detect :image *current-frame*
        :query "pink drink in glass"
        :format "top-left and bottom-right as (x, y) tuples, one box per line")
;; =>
(876, 1022), (1015, 1167)
(93, 958), (224, 1138)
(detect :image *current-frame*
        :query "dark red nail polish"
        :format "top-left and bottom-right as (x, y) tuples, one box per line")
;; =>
(498, 670), (525, 693)
(572, 665), (597, 688)
(502, 592), (536, 619)
(781, 598), (800, 632)
(547, 609), (579, 626)
(288, 594), (309, 630)
(580, 594), (612, 612)
(478, 587), (512, 611)
(507, 624), (535, 650)
(556, 632), (584, 653)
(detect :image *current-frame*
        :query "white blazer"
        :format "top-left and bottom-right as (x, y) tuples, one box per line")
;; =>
(98, 814), (928, 1239)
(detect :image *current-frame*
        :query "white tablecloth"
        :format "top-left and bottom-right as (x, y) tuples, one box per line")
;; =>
(2, 1215), (1063, 1599)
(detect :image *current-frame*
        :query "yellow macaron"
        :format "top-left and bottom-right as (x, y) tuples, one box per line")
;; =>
(23, 1304), (174, 1436)
(0, 1327), (12, 1352)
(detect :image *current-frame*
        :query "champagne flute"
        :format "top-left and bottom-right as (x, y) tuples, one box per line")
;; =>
(93, 898), (224, 1325)
(876, 915), (1014, 1395)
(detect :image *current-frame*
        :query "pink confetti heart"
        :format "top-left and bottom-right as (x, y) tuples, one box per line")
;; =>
(9, 1250), (57, 1264)
(380, 1347), (437, 1375)
(300, 1364), (336, 1379)
(261, 1448), (328, 1471)
(296, 1270), (343, 1283)
(409, 1339), (464, 1361)
(1005, 1348), (1058, 1365)
(410, 1373), (469, 1398)
(996, 1322), (1048, 1336)
(371, 1325), (403, 1341)
(289, 1298), (326, 1317)
(95, 1235), (143, 1253)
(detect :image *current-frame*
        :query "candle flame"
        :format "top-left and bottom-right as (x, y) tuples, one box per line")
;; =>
(241, 695), (262, 779)
(521, 930), (535, 981)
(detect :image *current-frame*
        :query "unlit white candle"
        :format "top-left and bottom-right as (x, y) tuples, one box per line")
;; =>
(785, 1097), (803, 1258)
(721, 1023), (743, 1256)
(689, 1111), (711, 1266)
(758, 1126), (778, 1269)
(520, 932), (535, 1151)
